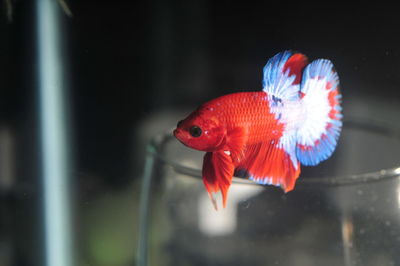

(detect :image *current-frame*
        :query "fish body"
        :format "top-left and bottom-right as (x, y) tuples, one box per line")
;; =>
(174, 51), (342, 209)
(196, 92), (285, 145)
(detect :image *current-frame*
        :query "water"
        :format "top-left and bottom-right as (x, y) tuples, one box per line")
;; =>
(138, 118), (400, 266)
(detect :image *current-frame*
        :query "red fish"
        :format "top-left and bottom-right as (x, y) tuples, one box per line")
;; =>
(174, 51), (342, 209)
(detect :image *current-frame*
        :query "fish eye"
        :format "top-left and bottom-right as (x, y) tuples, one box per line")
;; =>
(189, 126), (202, 137)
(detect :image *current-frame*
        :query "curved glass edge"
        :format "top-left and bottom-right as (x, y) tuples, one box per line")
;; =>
(147, 117), (400, 188)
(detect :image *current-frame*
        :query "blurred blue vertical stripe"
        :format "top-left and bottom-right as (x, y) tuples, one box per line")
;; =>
(37, 0), (73, 266)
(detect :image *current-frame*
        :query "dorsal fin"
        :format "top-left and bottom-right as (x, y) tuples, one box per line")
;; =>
(262, 51), (308, 102)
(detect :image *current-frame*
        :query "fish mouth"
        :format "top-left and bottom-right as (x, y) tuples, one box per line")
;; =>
(174, 128), (195, 149)
(173, 128), (184, 142)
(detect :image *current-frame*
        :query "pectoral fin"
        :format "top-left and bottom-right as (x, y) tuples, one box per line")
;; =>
(202, 151), (234, 209)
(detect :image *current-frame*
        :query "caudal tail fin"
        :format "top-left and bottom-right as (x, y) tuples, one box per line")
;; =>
(295, 59), (343, 166)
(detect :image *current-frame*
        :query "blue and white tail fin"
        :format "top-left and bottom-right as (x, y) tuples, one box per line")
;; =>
(295, 59), (342, 166)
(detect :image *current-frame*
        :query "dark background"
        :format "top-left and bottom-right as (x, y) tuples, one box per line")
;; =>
(73, 1), (400, 182)
(1, 1), (400, 265)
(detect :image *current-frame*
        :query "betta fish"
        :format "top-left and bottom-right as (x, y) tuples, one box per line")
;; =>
(173, 51), (342, 209)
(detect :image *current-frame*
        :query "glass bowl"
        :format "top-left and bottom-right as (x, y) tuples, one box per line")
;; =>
(138, 117), (400, 266)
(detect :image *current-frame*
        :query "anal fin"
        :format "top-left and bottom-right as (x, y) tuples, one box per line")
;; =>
(237, 139), (301, 192)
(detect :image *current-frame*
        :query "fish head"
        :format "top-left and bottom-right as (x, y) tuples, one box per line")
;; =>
(174, 107), (225, 151)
